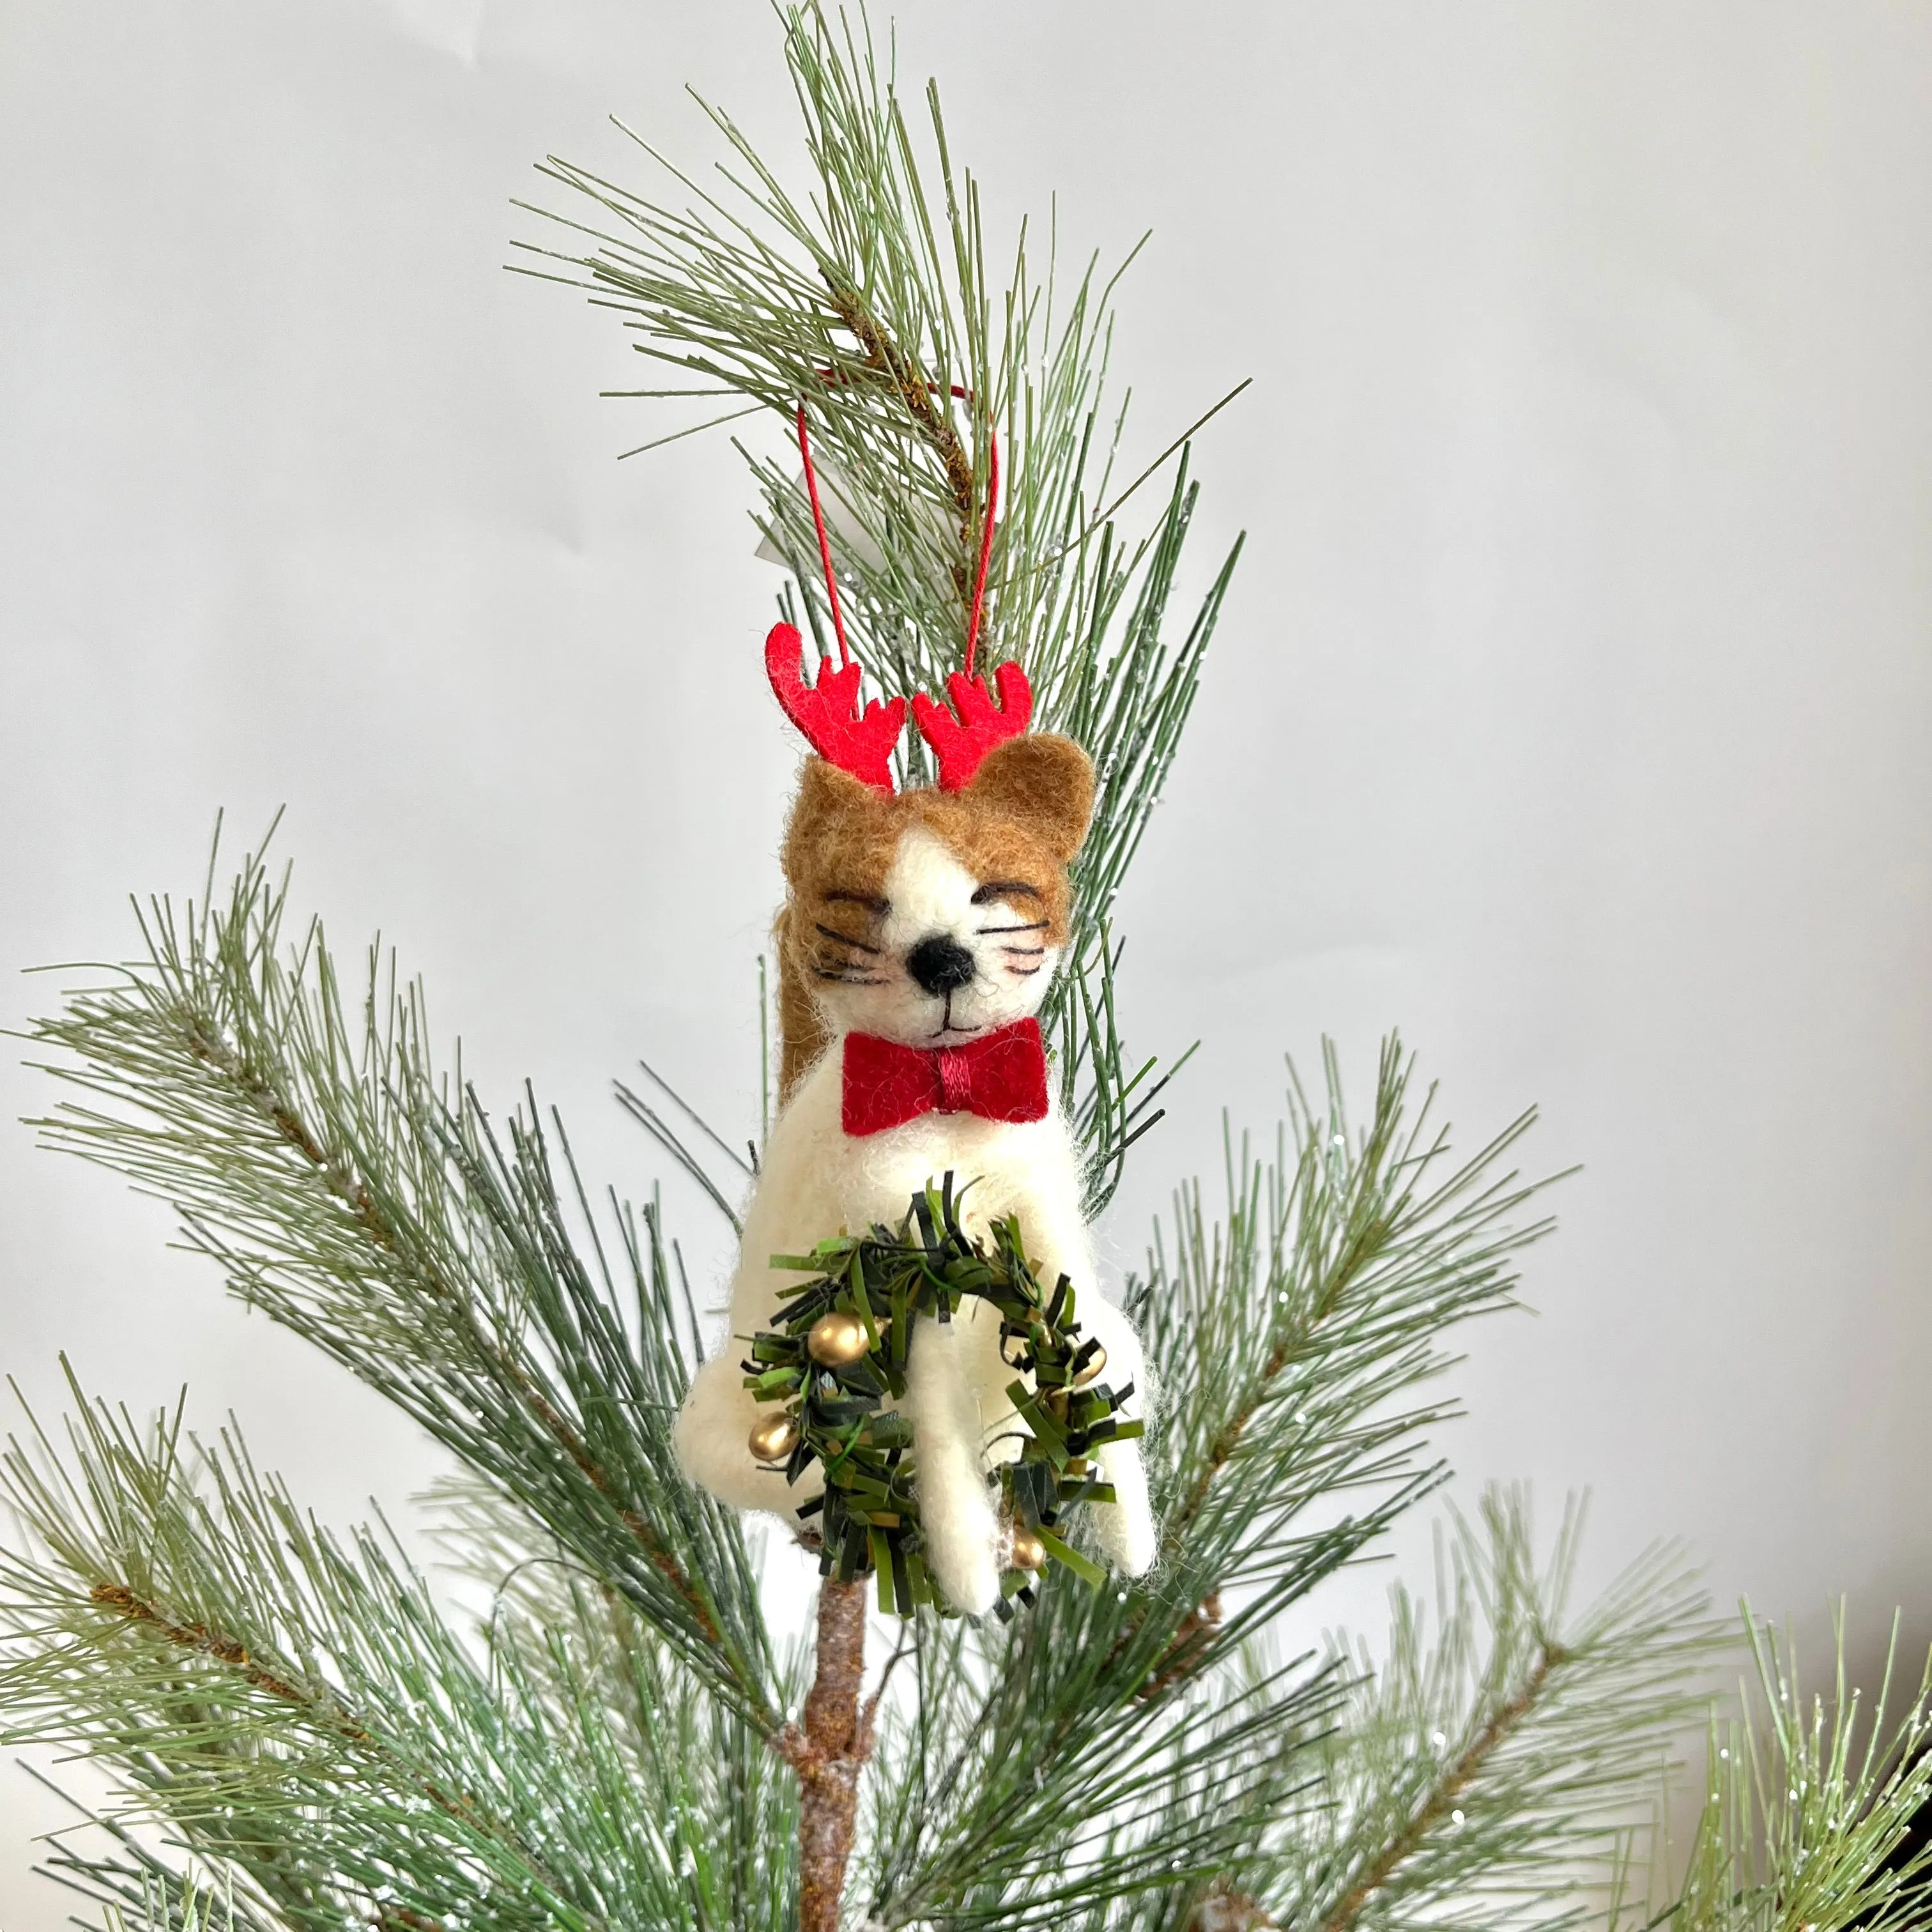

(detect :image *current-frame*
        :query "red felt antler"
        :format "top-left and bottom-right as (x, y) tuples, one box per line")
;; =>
(765, 622), (907, 793)
(911, 661), (1033, 790)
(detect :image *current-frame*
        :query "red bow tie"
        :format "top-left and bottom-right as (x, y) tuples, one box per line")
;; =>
(841, 1018), (1050, 1137)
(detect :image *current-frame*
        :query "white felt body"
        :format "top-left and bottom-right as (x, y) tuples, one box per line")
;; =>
(672, 1049), (1156, 1613)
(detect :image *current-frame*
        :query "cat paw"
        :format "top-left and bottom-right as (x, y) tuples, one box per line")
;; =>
(673, 1356), (818, 1515)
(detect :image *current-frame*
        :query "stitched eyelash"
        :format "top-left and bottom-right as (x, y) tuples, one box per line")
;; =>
(814, 922), (881, 954)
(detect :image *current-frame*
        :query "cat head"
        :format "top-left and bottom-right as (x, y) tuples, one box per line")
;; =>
(763, 623), (1093, 1070)
(780, 731), (1094, 1055)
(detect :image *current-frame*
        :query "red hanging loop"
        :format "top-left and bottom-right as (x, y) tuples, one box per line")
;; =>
(794, 400), (850, 671)
(778, 382), (1018, 792)
(963, 424), (999, 681)
(797, 383), (999, 681)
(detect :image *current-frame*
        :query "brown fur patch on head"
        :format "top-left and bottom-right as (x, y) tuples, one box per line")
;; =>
(774, 737), (1097, 1098)
(956, 734), (1095, 865)
(778, 760), (900, 1096)
(781, 758), (902, 901)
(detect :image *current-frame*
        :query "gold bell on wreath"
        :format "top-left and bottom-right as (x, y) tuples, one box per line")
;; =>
(747, 1411), (801, 1464)
(1008, 1524), (1048, 1572)
(807, 1310), (870, 1367)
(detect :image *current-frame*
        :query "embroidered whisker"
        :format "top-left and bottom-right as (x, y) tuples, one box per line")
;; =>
(1000, 946), (1046, 958)
(977, 920), (1049, 935)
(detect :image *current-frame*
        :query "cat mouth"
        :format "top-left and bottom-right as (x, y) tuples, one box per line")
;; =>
(929, 992), (990, 1039)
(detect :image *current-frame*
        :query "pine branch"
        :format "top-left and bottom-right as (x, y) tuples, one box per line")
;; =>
(1129, 1039), (1557, 1690)
(848, 1048), (1563, 1929)
(180, 1011), (726, 1647)
(822, 273), (975, 540)
(0, 1383), (797, 1932)
(1277, 1491), (1719, 1932)
(20, 829), (777, 1729)
(1317, 1643), (1567, 1932)
(26, 1781), (291, 1932)
(519, 1), (1243, 1208)
(1660, 1607), (1932, 1932)
(861, 1637), (1338, 1930)
(430, 1479), (806, 1929)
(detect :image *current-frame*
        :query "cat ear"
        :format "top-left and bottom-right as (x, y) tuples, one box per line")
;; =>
(784, 756), (891, 876)
(966, 734), (1095, 863)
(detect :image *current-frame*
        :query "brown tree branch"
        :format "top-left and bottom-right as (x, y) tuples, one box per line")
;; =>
(88, 1581), (503, 1844)
(1191, 1882), (1279, 1931)
(1138, 1213), (1395, 1696)
(90, 1583), (347, 1728)
(823, 275), (978, 551)
(1319, 1640), (1569, 1932)
(775, 1579), (873, 1932)
(1166, 1216), (1390, 1550)
(1133, 1591), (1223, 1702)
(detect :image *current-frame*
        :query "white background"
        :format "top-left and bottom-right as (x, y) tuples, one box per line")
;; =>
(3, 2), (1929, 1920)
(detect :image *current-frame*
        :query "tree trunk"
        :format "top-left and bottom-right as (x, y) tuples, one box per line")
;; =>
(781, 1579), (871, 1932)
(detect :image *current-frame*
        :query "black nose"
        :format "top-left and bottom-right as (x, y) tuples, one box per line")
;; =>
(906, 935), (977, 995)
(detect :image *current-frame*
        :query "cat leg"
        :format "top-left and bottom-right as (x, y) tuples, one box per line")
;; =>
(1078, 1296), (1159, 1578)
(672, 1077), (831, 1518)
(905, 1314), (1001, 1614)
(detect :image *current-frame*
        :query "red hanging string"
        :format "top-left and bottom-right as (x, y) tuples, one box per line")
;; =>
(794, 400), (850, 671)
(795, 389), (1000, 682)
(963, 425), (999, 682)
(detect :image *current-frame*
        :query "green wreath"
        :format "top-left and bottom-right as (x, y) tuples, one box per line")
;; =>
(739, 1175), (1142, 1618)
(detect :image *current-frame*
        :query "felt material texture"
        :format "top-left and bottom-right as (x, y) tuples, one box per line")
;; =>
(903, 1314), (1003, 1614)
(677, 727), (1156, 1609)
(772, 902), (833, 1104)
(954, 732), (1094, 864)
(910, 661), (1034, 790)
(841, 1017), (1050, 1136)
(773, 738), (1091, 1099)
(764, 621), (907, 793)
(671, 1024), (1158, 1602)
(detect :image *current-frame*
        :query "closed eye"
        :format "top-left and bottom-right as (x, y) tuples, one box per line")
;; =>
(814, 921), (881, 955)
(970, 880), (1043, 905)
(824, 889), (890, 914)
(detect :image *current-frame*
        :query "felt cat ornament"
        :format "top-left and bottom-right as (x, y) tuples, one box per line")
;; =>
(673, 619), (1159, 1614)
